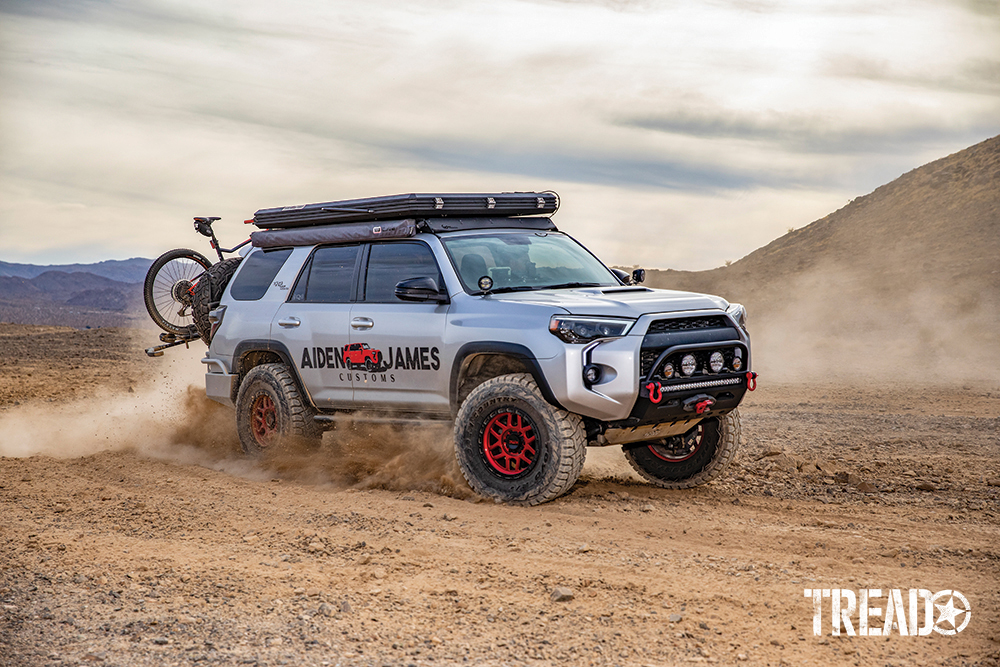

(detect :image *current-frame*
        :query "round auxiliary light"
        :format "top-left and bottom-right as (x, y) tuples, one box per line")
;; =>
(583, 364), (601, 385)
(662, 362), (675, 379)
(709, 351), (725, 373)
(732, 356), (743, 371)
(680, 354), (697, 376)
(478, 276), (493, 291)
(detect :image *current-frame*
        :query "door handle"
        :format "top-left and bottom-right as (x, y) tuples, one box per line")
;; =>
(351, 317), (374, 330)
(277, 317), (300, 328)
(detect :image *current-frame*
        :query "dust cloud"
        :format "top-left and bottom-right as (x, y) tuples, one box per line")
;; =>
(0, 359), (640, 495)
(0, 347), (474, 496)
(667, 260), (1000, 386)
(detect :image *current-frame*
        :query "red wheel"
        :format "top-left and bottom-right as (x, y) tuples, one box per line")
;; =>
(454, 373), (585, 505)
(482, 408), (538, 477)
(235, 364), (321, 456)
(250, 394), (278, 447)
(624, 411), (741, 489)
(646, 423), (704, 462)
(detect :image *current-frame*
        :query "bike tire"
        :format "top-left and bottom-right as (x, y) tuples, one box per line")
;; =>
(143, 248), (213, 336)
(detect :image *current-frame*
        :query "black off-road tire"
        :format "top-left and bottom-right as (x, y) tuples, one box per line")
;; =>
(143, 248), (212, 336)
(454, 373), (586, 505)
(235, 363), (321, 455)
(192, 257), (243, 344)
(623, 409), (741, 488)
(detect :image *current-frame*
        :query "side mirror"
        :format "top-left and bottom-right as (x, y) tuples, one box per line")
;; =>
(394, 277), (449, 303)
(631, 268), (645, 285)
(611, 268), (630, 284)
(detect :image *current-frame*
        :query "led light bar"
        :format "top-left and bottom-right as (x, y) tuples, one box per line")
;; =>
(660, 377), (743, 393)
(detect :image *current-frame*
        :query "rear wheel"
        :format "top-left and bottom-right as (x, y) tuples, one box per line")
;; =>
(192, 256), (242, 344)
(143, 248), (212, 335)
(454, 373), (585, 505)
(624, 410), (741, 488)
(235, 363), (321, 455)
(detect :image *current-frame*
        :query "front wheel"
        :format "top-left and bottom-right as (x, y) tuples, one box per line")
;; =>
(454, 373), (586, 505)
(143, 248), (212, 335)
(623, 410), (741, 488)
(235, 363), (321, 455)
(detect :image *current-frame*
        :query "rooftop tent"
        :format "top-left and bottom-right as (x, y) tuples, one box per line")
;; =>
(252, 192), (559, 229)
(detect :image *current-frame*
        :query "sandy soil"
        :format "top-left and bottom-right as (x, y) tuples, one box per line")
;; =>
(0, 324), (998, 667)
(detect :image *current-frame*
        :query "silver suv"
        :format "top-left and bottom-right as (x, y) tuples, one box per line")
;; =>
(199, 192), (754, 505)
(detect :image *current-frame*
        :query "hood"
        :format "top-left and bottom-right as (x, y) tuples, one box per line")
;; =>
(487, 286), (729, 319)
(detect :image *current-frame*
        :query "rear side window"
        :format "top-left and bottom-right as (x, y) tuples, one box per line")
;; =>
(229, 248), (293, 301)
(289, 245), (359, 303)
(363, 242), (441, 303)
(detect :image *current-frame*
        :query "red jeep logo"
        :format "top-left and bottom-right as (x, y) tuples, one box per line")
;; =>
(342, 342), (384, 371)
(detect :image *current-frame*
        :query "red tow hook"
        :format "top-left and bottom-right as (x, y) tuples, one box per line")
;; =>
(746, 371), (758, 391)
(695, 398), (714, 415)
(646, 381), (663, 404)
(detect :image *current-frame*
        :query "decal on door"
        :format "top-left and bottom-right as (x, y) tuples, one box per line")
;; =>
(299, 342), (440, 383)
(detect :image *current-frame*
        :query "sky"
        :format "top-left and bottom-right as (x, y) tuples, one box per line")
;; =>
(1, 0), (998, 271)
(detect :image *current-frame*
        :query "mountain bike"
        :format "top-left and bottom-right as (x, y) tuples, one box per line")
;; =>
(143, 217), (249, 356)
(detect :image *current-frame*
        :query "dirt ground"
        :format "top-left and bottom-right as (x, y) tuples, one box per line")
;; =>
(0, 324), (998, 667)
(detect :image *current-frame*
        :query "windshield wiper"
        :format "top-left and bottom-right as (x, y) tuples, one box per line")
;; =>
(538, 282), (604, 290)
(475, 282), (605, 295)
(484, 285), (538, 294)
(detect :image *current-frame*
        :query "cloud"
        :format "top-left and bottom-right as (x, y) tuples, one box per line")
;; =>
(824, 54), (1000, 96)
(620, 108), (999, 156)
(381, 138), (789, 191)
(1, 0), (999, 270)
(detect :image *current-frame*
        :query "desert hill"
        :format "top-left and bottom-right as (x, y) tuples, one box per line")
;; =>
(646, 134), (1000, 382)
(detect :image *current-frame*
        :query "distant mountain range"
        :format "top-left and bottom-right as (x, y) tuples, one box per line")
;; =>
(0, 258), (152, 284)
(0, 263), (150, 329)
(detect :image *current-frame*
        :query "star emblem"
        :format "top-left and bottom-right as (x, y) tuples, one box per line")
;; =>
(932, 590), (971, 635)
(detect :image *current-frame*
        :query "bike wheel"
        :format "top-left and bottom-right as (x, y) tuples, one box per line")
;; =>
(143, 248), (212, 335)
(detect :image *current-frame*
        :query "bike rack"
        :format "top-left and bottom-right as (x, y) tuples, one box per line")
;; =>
(145, 330), (202, 357)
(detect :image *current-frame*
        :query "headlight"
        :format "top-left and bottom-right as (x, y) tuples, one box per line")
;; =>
(726, 303), (748, 332)
(549, 316), (635, 344)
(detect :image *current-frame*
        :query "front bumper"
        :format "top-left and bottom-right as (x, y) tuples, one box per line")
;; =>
(541, 310), (752, 423)
(624, 373), (749, 426)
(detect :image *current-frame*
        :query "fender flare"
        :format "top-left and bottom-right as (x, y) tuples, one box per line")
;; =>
(449, 342), (563, 415)
(232, 339), (315, 408)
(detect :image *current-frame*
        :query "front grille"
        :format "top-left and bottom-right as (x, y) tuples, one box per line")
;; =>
(641, 350), (659, 377)
(646, 316), (729, 334)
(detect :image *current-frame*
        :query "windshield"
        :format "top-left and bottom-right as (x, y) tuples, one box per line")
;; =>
(441, 231), (620, 294)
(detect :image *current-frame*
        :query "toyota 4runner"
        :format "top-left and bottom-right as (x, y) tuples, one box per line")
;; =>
(192, 192), (754, 505)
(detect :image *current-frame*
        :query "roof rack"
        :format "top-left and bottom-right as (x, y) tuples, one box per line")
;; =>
(252, 192), (559, 229)
(250, 216), (559, 249)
